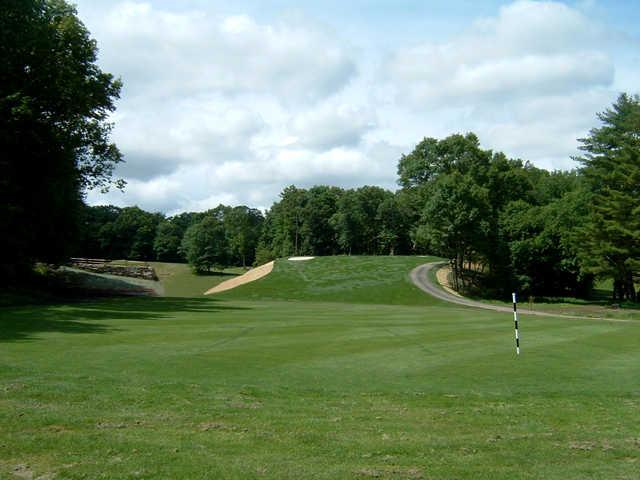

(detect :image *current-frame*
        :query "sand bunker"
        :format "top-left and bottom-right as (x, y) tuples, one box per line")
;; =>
(288, 256), (315, 261)
(435, 265), (463, 298)
(204, 261), (274, 295)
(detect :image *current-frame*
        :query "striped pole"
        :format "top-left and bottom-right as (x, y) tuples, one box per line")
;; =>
(512, 292), (520, 355)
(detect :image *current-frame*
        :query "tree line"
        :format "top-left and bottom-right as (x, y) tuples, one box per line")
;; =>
(78, 205), (263, 273)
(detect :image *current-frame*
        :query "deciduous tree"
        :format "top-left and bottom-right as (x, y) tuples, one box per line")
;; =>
(0, 0), (123, 279)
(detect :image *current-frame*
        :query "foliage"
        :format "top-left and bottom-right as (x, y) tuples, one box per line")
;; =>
(329, 186), (393, 255)
(576, 93), (640, 301)
(95, 206), (163, 260)
(397, 133), (487, 188)
(0, 0), (122, 280)
(224, 206), (264, 267)
(499, 192), (593, 296)
(414, 172), (491, 289)
(153, 221), (185, 262)
(300, 186), (342, 255)
(180, 216), (230, 273)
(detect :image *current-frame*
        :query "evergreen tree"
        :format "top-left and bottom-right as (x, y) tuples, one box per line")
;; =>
(576, 93), (640, 301)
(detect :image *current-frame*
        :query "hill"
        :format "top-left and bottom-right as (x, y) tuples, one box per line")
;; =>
(216, 256), (444, 305)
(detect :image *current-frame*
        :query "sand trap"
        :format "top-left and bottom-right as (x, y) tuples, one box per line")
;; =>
(435, 265), (463, 298)
(204, 261), (274, 295)
(288, 256), (315, 261)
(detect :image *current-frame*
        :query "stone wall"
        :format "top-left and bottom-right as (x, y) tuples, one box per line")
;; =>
(70, 260), (158, 281)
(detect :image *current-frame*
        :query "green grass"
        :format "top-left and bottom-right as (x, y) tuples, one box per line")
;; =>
(1, 256), (640, 479)
(218, 256), (444, 306)
(149, 262), (244, 297)
(106, 261), (245, 297)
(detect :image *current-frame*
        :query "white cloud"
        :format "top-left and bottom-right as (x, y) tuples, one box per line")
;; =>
(385, 0), (614, 107)
(290, 102), (376, 150)
(111, 96), (265, 179)
(78, 0), (639, 213)
(96, 3), (356, 103)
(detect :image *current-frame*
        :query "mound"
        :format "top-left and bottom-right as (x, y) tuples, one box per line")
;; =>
(215, 255), (445, 306)
(204, 261), (274, 295)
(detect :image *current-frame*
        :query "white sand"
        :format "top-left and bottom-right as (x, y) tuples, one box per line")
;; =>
(288, 256), (315, 261)
(204, 261), (274, 295)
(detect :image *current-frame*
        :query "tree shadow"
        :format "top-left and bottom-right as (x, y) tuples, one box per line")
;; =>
(0, 297), (250, 343)
(194, 271), (240, 277)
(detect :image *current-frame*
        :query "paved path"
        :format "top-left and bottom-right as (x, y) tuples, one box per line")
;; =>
(410, 262), (628, 322)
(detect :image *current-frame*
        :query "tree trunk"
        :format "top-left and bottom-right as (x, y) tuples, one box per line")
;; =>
(625, 271), (636, 302)
(450, 259), (458, 291)
(613, 278), (622, 302)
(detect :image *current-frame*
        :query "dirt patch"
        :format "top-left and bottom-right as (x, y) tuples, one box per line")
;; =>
(354, 467), (424, 479)
(204, 261), (274, 295)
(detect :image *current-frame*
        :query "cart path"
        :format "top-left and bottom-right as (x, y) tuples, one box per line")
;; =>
(410, 262), (633, 322)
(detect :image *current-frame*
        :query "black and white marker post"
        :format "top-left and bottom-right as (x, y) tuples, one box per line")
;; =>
(512, 292), (520, 355)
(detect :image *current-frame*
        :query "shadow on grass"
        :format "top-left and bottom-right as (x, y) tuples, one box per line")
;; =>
(193, 271), (240, 277)
(0, 297), (250, 343)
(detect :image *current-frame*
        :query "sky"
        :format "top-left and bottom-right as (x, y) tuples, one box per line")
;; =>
(76, 0), (640, 214)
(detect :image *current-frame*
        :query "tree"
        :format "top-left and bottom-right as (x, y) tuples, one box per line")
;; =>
(270, 186), (308, 257)
(499, 192), (592, 297)
(153, 221), (184, 262)
(77, 205), (121, 258)
(413, 172), (490, 290)
(330, 189), (361, 255)
(0, 0), (123, 280)
(576, 93), (640, 301)
(224, 206), (264, 267)
(96, 207), (162, 260)
(300, 186), (342, 255)
(397, 133), (487, 188)
(330, 186), (390, 255)
(180, 217), (230, 273)
(376, 193), (413, 255)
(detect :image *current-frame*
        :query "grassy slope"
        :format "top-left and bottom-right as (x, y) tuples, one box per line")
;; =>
(149, 262), (244, 297)
(1, 256), (640, 479)
(217, 256), (444, 306)
(109, 261), (244, 297)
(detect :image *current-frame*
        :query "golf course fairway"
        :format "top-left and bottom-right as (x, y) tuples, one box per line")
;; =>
(1, 256), (639, 479)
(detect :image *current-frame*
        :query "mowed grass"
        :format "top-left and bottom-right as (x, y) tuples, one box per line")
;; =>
(1, 256), (640, 479)
(109, 261), (245, 297)
(149, 262), (245, 297)
(217, 256), (445, 306)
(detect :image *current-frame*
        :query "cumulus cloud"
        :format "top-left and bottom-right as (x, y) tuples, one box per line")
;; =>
(96, 3), (356, 103)
(385, 0), (614, 107)
(112, 96), (265, 179)
(86, 139), (402, 214)
(289, 102), (376, 150)
(78, 0), (638, 213)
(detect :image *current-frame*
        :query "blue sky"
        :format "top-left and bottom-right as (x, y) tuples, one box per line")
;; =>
(76, 0), (640, 213)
